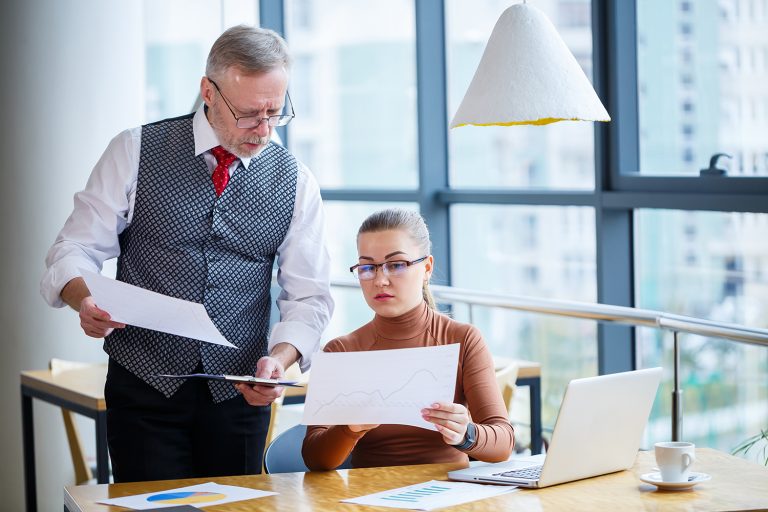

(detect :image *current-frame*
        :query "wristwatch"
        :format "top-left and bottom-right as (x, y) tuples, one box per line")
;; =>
(455, 422), (477, 451)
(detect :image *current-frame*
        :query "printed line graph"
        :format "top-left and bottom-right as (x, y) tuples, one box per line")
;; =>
(310, 368), (441, 415)
(303, 344), (460, 429)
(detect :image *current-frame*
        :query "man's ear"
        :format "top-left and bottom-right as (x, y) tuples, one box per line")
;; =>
(200, 77), (215, 107)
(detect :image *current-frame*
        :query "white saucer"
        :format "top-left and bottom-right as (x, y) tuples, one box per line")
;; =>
(639, 471), (711, 490)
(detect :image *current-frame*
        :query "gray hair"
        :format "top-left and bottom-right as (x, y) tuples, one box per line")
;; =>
(206, 25), (291, 80)
(358, 208), (436, 310)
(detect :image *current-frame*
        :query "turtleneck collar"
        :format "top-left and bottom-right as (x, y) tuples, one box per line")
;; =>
(372, 301), (433, 342)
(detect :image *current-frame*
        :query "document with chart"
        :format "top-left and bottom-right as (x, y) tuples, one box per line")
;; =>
(302, 344), (459, 430)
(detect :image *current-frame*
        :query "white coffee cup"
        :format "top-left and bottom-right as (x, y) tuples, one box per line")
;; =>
(654, 441), (695, 483)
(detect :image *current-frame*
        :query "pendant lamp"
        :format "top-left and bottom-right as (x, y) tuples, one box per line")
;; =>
(450, 1), (610, 128)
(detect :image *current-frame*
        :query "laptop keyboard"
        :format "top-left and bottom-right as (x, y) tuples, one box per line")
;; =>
(494, 465), (543, 479)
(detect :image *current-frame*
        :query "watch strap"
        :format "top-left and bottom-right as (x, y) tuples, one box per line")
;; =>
(455, 422), (477, 451)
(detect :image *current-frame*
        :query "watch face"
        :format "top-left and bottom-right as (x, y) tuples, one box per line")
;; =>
(457, 423), (477, 450)
(466, 422), (477, 443)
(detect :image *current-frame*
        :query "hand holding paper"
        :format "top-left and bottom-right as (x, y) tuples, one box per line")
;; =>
(80, 269), (236, 348)
(79, 295), (126, 338)
(302, 345), (459, 430)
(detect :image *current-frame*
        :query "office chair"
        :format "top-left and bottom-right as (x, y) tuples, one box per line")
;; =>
(263, 424), (353, 473)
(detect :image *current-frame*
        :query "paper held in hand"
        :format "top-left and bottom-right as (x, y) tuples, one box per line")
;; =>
(302, 344), (460, 430)
(80, 269), (236, 348)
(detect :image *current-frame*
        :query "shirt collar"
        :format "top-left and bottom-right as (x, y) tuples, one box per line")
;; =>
(193, 105), (252, 169)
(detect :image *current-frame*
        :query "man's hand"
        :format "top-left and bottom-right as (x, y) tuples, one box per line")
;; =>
(237, 355), (286, 406)
(79, 296), (126, 338)
(61, 276), (125, 339)
(238, 342), (302, 406)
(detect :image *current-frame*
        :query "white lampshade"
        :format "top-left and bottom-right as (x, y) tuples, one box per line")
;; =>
(450, 2), (610, 128)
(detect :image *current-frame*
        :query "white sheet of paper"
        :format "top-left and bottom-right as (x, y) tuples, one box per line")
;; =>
(302, 344), (459, 430)
(341, 479), (517, 511)
(98, 481), (275, 509)
(81, 269), (235, 348)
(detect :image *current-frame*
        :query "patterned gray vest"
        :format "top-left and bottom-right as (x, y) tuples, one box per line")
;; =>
(105, 114), (298, 402)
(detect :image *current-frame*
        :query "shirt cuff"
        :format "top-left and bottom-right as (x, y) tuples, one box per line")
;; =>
(40, 262), (95, 308)
(268, 321), (322, 372)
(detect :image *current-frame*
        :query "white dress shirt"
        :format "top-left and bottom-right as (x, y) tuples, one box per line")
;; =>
(41, 107), (333, 371)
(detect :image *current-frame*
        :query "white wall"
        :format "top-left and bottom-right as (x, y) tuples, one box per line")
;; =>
(0, 1), (144, 510)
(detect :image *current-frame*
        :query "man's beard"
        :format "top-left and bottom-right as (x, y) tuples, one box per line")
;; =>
(209, 109), (270, 158)
(221, 134), (270, 159)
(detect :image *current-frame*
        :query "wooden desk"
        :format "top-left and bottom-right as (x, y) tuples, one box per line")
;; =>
(21, 365), (109, 512)
(64, 448), (768, 511)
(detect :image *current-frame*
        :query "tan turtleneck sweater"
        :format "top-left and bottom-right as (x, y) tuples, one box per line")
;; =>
(302, 302), (514, 470)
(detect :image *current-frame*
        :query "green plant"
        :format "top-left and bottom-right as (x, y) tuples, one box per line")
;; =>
(732, 429), (768, 466)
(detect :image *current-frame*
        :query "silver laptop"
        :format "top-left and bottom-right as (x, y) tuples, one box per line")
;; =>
(448, 367), (662, 488)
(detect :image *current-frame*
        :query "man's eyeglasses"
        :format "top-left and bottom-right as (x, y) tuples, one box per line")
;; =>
(208, 78), (295, 129)
(350, 256), (429, 281)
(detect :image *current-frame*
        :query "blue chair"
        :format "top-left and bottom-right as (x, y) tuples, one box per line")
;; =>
(264, 424), (352, 473)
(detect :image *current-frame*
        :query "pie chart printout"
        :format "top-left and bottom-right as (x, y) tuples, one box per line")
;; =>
(146, 491), (227, 504)
(97, 481), (276, 509)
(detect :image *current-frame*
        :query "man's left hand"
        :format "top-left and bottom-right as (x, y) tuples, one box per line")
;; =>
(237, 356), (285, 406)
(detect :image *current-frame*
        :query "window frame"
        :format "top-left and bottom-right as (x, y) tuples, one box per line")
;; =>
(260, 0), (768, 377)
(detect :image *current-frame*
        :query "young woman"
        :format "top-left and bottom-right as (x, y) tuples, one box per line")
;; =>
(302, 208), (514, 470)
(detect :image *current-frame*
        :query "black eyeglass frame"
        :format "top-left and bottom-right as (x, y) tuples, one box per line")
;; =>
(349, 255), (429, 280)
(208, 78), (295, 129)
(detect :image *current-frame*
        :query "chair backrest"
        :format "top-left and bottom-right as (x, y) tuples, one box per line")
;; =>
(264, 424), (352, 474)
(494, 362), (519, 415)
(264, 424), (310, 474)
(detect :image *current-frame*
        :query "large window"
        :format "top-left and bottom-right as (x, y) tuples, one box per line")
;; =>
(144, 1), (258, 121)
(636, 210), (768, 451)
(285, 0), (418, 189)
(637, 0), (768, 176)
(252, 0), (768, 461)
(451, 205), (597, 429)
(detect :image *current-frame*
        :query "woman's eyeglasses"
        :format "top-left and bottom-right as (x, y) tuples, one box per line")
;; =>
(350, 256), (428, 281)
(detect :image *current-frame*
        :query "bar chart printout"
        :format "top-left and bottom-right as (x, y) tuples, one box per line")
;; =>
(341, 480), (517, 510)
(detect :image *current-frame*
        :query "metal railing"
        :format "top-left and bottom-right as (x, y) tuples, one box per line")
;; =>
(331, 278), (768, 440)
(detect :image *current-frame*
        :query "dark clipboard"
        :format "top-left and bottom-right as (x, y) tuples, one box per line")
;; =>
(158, 373), (304, 387)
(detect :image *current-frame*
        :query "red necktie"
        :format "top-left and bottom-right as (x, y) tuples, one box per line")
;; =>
(210, 146), (238, 196)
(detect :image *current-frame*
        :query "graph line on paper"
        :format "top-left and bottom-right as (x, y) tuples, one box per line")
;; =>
(310, 368), (442, 416)
(302, 344), (460, 428)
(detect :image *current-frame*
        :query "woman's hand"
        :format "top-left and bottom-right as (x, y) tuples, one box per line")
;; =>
(347, 424), (380, 433)
(421, 402), (470, 445)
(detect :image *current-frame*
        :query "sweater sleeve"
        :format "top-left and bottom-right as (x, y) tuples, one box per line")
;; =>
(459, 326), (515, 462)
(302, 424), (367, 471)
